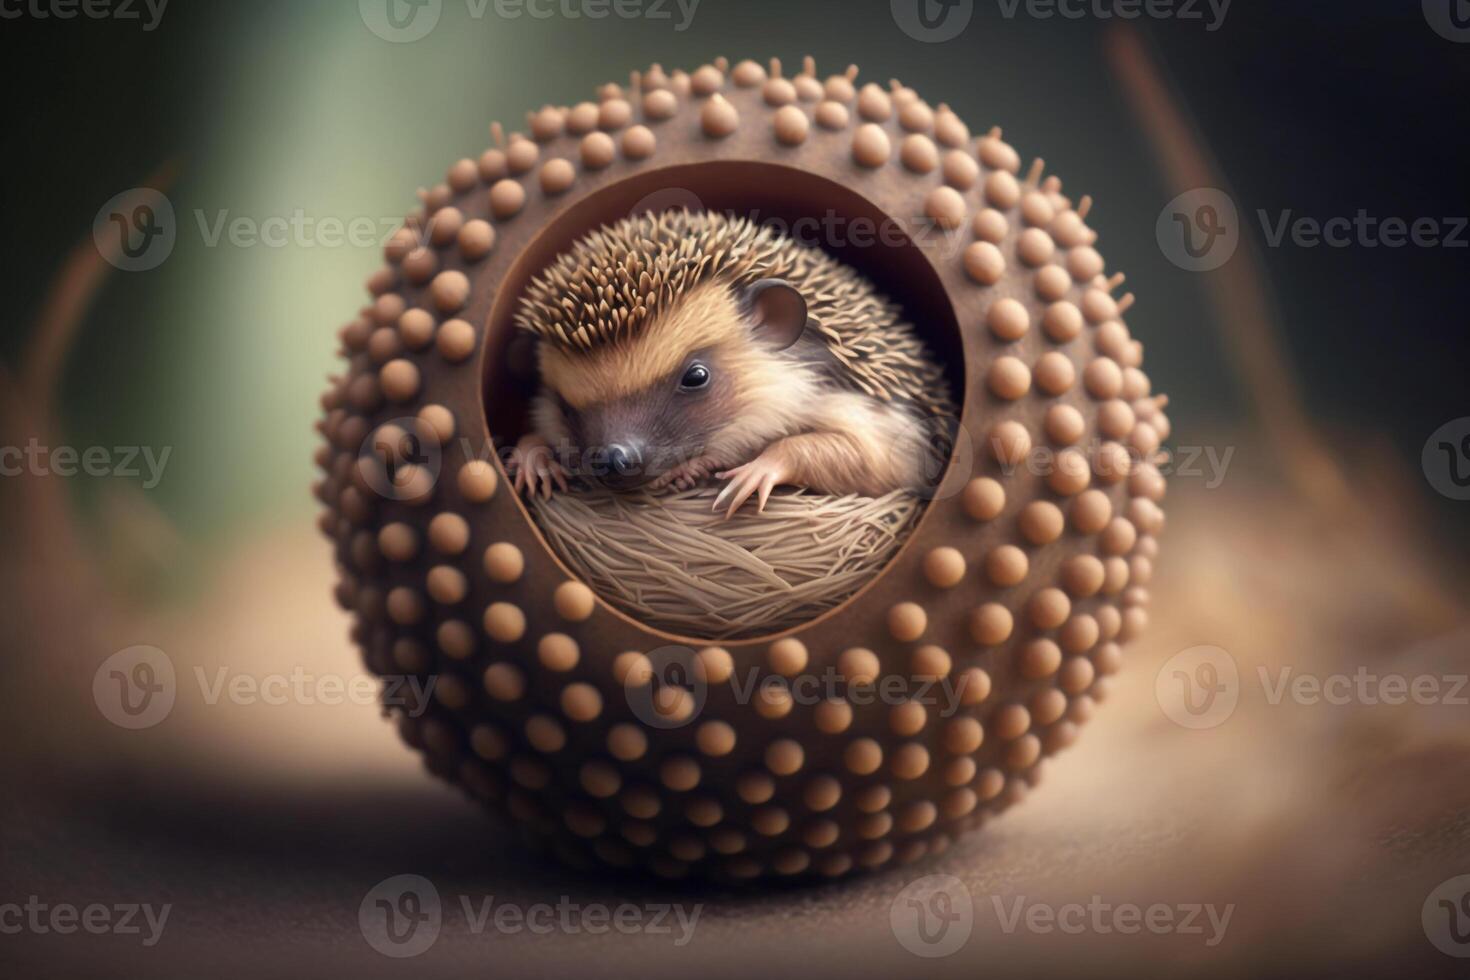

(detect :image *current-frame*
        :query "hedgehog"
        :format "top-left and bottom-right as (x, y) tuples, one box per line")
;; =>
(507, 209), (956, 517)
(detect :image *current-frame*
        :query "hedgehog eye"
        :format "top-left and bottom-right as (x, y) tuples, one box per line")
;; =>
(678, 363), (711, 391)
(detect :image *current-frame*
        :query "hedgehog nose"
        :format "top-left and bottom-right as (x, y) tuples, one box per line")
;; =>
(607, 442), (642, 478)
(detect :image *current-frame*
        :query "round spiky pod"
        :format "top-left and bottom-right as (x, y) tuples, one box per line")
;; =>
(314, 55), (1168, 883)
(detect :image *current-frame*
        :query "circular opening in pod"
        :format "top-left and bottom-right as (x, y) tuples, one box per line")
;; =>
(481, 161), (966, 641)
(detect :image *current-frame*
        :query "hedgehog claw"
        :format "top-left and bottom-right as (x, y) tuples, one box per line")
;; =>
(540, 460), (568, 499)
(715, 453), (791, 519)
(508, 435), (566, 500)
(652, 455), (716, 492)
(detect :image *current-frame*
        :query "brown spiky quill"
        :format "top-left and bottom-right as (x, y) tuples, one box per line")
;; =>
(515, 209), (953, 415)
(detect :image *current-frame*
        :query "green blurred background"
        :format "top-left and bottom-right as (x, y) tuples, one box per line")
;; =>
(2, 0), (1466, 562)
(3, 6), (1468, 975)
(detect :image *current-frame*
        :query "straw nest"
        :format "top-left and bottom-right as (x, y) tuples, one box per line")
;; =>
(529, 486), (923, 639)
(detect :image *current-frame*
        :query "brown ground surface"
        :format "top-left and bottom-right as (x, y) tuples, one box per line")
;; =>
(3, 463), (1469, 978)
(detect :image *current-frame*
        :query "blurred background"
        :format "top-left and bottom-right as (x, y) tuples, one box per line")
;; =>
(2, 1), (1468, 976)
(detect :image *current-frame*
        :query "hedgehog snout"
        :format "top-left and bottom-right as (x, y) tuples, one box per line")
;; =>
(585, 431), (653, 491)
(606, 442), (644, 480)
(572, 392), (690, 490)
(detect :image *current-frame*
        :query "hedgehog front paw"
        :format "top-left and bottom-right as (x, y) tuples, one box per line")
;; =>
(507, 435), (569, 500)
(714, 451), (793, 519)
(650, 455), (717, 492)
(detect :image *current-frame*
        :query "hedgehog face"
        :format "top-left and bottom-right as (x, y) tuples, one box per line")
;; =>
(535, 277), (815, 490)
(557, 345), (732, 489)
(517, 210), (826, 491)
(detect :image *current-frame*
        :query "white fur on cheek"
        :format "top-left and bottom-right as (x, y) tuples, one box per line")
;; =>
(702, 344), (823, 467)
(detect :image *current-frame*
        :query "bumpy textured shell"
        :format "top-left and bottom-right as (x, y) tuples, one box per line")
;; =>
(314, 56), (1169, 882)
(515, 209), (954, 417)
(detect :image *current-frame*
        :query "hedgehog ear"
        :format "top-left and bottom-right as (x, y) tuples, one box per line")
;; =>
(742, 278), (808, 351)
